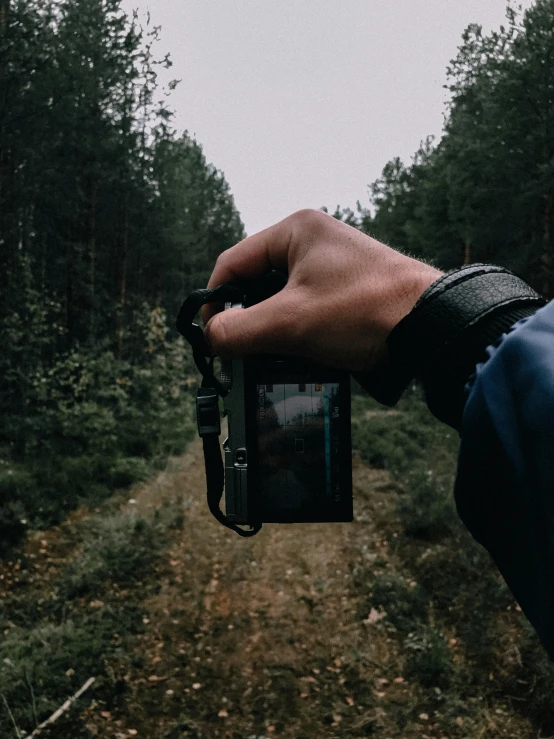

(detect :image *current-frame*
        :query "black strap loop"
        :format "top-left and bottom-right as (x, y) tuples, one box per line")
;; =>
(177, 284), (262, 537)
(176, 283), (245, 362)
(177, 283), (245, 393)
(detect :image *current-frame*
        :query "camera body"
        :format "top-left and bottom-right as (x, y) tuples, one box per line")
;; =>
(219, 275), (353, 526)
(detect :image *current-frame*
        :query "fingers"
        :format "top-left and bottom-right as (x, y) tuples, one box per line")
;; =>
(200, 208), (330, 327)
(201, 214), (295, 325)
(204, 289), (303, 358)
(208, 217), (293, 287)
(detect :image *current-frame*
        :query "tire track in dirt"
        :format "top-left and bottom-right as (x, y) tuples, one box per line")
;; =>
(83, 438), (424, 739)
(2, 434), (537, 738)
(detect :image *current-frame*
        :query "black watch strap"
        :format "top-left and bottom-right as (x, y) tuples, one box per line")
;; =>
(355, 264), (545, 429)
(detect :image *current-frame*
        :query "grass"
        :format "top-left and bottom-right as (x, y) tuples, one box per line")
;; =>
(352, 385), (554, 735)
(59, 514), (166, 599)
(0, 492), (186, 737)
(404, 626), (454, 689)
(369, 573), (429, 633)
(0, 605), (143, 735)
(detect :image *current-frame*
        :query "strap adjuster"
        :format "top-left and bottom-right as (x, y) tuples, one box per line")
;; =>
(196, 387), (221, 437)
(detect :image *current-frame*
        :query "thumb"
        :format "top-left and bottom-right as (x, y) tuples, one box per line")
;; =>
(204, 292), (300, 358)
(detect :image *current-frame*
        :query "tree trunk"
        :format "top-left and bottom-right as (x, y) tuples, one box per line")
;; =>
(116, 199), (128, 359)
(0, 0), (8, 30)
(0, 0), (11, 279)
(88, 180), (98, 340)
(541, 193), (554, 299)
(0, 0), (9, 182)
(66, 238), (75, 341)
(463, 241), (471, 265)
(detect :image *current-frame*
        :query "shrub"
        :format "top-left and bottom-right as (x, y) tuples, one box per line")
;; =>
(369, 574), (429, 633)
(0, 466), (35, 498)
(0, 500), (27, 555)
(404, 627), (454, 688)
(0, 592), (61, 631)
(59, 514), (165, 598)
(352, 413), (426, 475)
(107, 456), (150, 488)
(414, 535), (513, 663)
(0, 467), (33, 553)
(353, 393), (458, 476)
(397, 462), (455, 541)
(511, 617), (554, 732)
(0, 312), (197, 554)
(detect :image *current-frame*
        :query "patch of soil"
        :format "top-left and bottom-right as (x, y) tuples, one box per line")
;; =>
(81, 446), (445, 738)
(2, 438), (535, 738)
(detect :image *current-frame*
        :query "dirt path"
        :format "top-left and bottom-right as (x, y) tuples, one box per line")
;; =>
(1, 432), (538, 739)
(76, 438), (426, 739)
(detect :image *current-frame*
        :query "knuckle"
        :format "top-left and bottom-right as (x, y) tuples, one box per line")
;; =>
(289, 208), (326, 233)
(214, 248), (231, 272)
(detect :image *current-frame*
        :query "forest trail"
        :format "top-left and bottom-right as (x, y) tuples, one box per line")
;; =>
(81, 438), (420, 739)
(1, 437), (536, 739)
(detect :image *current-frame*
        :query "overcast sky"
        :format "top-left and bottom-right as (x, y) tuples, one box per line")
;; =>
(122, 0), (533, 237)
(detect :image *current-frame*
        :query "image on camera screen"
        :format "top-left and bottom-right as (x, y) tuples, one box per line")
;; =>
(255, 382), (340, 512)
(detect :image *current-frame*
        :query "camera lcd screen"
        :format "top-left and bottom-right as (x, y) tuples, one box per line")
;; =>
(255, 381), (345, 519)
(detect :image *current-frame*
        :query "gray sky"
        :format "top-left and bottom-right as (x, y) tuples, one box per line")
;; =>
(122, 0), (533, 237)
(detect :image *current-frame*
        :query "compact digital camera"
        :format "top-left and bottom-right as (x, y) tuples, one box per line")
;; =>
(179, 270), (353, 532)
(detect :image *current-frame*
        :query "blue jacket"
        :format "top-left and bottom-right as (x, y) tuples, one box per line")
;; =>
(456, 298), (554, 658)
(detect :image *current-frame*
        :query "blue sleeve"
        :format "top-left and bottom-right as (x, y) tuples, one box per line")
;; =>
(455, 299), (554, 658)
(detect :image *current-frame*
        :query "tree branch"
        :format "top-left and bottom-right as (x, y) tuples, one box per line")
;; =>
(29, 677), (96, 738)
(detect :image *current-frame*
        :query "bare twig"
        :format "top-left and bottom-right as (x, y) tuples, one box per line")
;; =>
(24, 669), (38, 728)
(0, 693), (21, 739)
(29, 677), (96, 738)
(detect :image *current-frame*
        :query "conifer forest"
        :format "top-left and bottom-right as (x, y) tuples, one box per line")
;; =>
(1, 1), (554, 737)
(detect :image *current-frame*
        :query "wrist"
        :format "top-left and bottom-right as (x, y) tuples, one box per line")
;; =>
(372, 262), (443, 368)
(355, 264), (545, 428)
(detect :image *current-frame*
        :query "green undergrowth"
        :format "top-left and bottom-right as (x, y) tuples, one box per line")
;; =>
(0, 605), (144, 736)
(59, 510), (173, 599)
(0, 313), (197, 555)
(0, 495), (186, 737)
(352, 386), (554, 735)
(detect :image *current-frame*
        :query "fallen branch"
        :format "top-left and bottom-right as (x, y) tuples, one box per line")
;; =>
(1, 693), (21, 738)
(29, 677), (96, 738)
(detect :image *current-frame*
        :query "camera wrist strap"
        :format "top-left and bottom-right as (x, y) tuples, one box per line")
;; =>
(176, 284), (262, 537)
(355, 264), (545, 428)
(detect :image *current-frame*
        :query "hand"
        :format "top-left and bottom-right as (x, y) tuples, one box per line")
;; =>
(201, 209), (442, 372)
